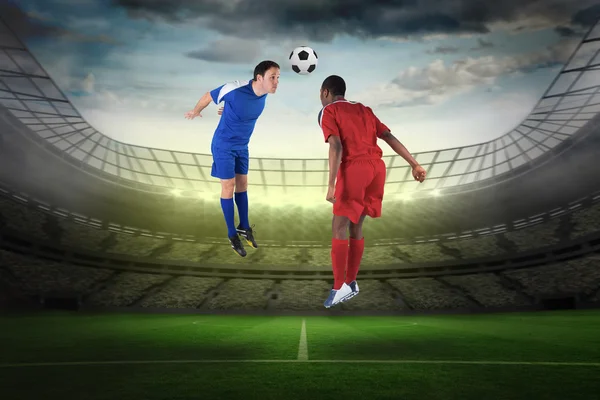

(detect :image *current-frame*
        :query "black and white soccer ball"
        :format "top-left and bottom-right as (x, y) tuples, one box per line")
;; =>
(289, 46), (318, 75)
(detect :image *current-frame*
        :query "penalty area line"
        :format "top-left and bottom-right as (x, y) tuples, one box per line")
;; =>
(1, 360), (599, 368)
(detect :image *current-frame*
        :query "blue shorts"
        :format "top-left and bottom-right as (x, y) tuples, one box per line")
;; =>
(211, 147), (249, 179)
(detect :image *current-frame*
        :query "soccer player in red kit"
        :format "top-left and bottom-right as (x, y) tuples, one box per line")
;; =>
(318, 75), (427, 308)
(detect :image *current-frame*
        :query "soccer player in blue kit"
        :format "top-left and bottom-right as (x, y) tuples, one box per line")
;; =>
(185, 61), (280, 257)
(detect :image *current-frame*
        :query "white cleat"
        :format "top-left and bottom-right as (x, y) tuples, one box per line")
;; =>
(342, 280), (359, 302)
(324, 282), (353, 308)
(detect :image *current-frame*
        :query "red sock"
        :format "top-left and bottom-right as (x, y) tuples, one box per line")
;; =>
(345, 237), (365, 284)
(331, 238), (348, 290)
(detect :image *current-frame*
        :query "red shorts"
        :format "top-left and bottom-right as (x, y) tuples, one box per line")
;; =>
(333, 158), (386, 224)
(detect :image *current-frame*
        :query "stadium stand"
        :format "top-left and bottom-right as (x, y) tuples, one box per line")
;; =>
(1, 248), (599, 313)
(2, 188), (600, 269)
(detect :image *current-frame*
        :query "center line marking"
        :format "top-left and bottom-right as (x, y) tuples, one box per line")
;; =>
(297, 318), (308, 361)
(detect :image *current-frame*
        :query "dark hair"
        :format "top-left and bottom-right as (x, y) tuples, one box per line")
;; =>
(253, 60), (280, 80)
(321, 75), (346, 96)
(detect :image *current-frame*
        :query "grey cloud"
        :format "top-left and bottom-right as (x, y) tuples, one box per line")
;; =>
(357, 37), (581, 109)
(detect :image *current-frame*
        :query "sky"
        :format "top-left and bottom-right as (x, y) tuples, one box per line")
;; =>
(3, 0), (600, 158)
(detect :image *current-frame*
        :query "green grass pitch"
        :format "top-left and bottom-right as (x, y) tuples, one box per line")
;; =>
(1, 309), (599, 399)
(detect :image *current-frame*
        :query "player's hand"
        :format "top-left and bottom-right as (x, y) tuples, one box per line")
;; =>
(217, 107), (224, 115)
(326, 185), (336, 204)
(184, 110), (201, 119)
(412, 165), (426, 182)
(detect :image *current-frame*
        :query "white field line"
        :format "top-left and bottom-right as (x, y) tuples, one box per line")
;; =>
(297, 318), (308, 361)
(1, 360), (599, 368)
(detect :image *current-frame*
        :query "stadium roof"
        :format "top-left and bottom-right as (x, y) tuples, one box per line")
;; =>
(1, 18), (600, 204)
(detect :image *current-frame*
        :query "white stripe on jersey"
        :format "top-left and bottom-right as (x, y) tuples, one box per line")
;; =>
(217, 80), (246, 103)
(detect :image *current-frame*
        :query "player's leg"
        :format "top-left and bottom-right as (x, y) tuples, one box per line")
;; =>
(233, 148), (257, 248)
(324, 164), (366, 308)
(331, 213), (350, 289)
(362, 159), (386, 221)
(324, 212), (354, 308)
(346, 159), (386, 290)
(349, 215), (368, 240)
(234, 173), (249, 228)
(211, 149), (246, 257)
(345, 214), (367, 297)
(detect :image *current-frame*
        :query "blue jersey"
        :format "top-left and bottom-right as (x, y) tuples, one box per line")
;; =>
(209, 79), (267, 150)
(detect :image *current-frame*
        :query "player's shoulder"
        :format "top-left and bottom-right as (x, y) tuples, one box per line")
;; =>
(330, 99), (367, 109)
(345, 100), (375, 114)
(321, 99), (350, 113)
(346, 100), (368, 108)
(318, 100), (358, 123)
(331, 100), (373, 115)
(222, 79), (251, 93)
(216, 79), (254, 103)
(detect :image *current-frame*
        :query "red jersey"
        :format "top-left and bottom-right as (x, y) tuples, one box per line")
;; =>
(318, 100), (389, 162)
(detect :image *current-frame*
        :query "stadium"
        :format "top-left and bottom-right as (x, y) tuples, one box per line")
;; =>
(1, 4), (600, 400)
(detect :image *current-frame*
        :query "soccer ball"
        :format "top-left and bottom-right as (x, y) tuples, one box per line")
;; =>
(289, 46), (318, 75)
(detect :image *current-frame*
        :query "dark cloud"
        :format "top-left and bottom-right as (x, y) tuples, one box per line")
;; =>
(0, 1), (63, 39)
(555, 26), (577, 37)
(427, 46), (460, 55)
(0, 1), (119, 44)
(185, 38), (262, 64)
(426, 39), (494, 55)
(571, 4), (600, 27)
(111, 0), (598, 42)
(470, 38), (494, 51)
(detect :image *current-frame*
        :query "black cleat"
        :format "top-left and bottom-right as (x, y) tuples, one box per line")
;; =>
(236, 225), (258, 249)
(229, 235), (247, 257)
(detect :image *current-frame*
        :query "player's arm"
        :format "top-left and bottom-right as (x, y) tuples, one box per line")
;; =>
(327, 135), (343, 188)
(380, 131), (418, 168)
(380, 130), (426, 182)
(319, 107), (343, 188)
(192, 92), (213, 114)
(184, 91), (212, 119)
(185, 84), (228, 119)
(368, 106), (424, 179)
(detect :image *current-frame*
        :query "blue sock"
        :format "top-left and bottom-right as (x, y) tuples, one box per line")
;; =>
(220, 198), (237, 237)
(235, 191), (250, 229)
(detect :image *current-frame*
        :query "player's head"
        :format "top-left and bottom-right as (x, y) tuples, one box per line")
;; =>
(320, 75), (346, 106)
(253, 60), (280, 94)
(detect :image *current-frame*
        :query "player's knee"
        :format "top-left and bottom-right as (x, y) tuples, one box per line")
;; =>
(333, 227), (347, 239)
(349, 222), (363, 238)
(332, 216), (350, 239)
(349, 225), (362, 239)
(220, 178), (235, 198)
(349, 216), (366, 239)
